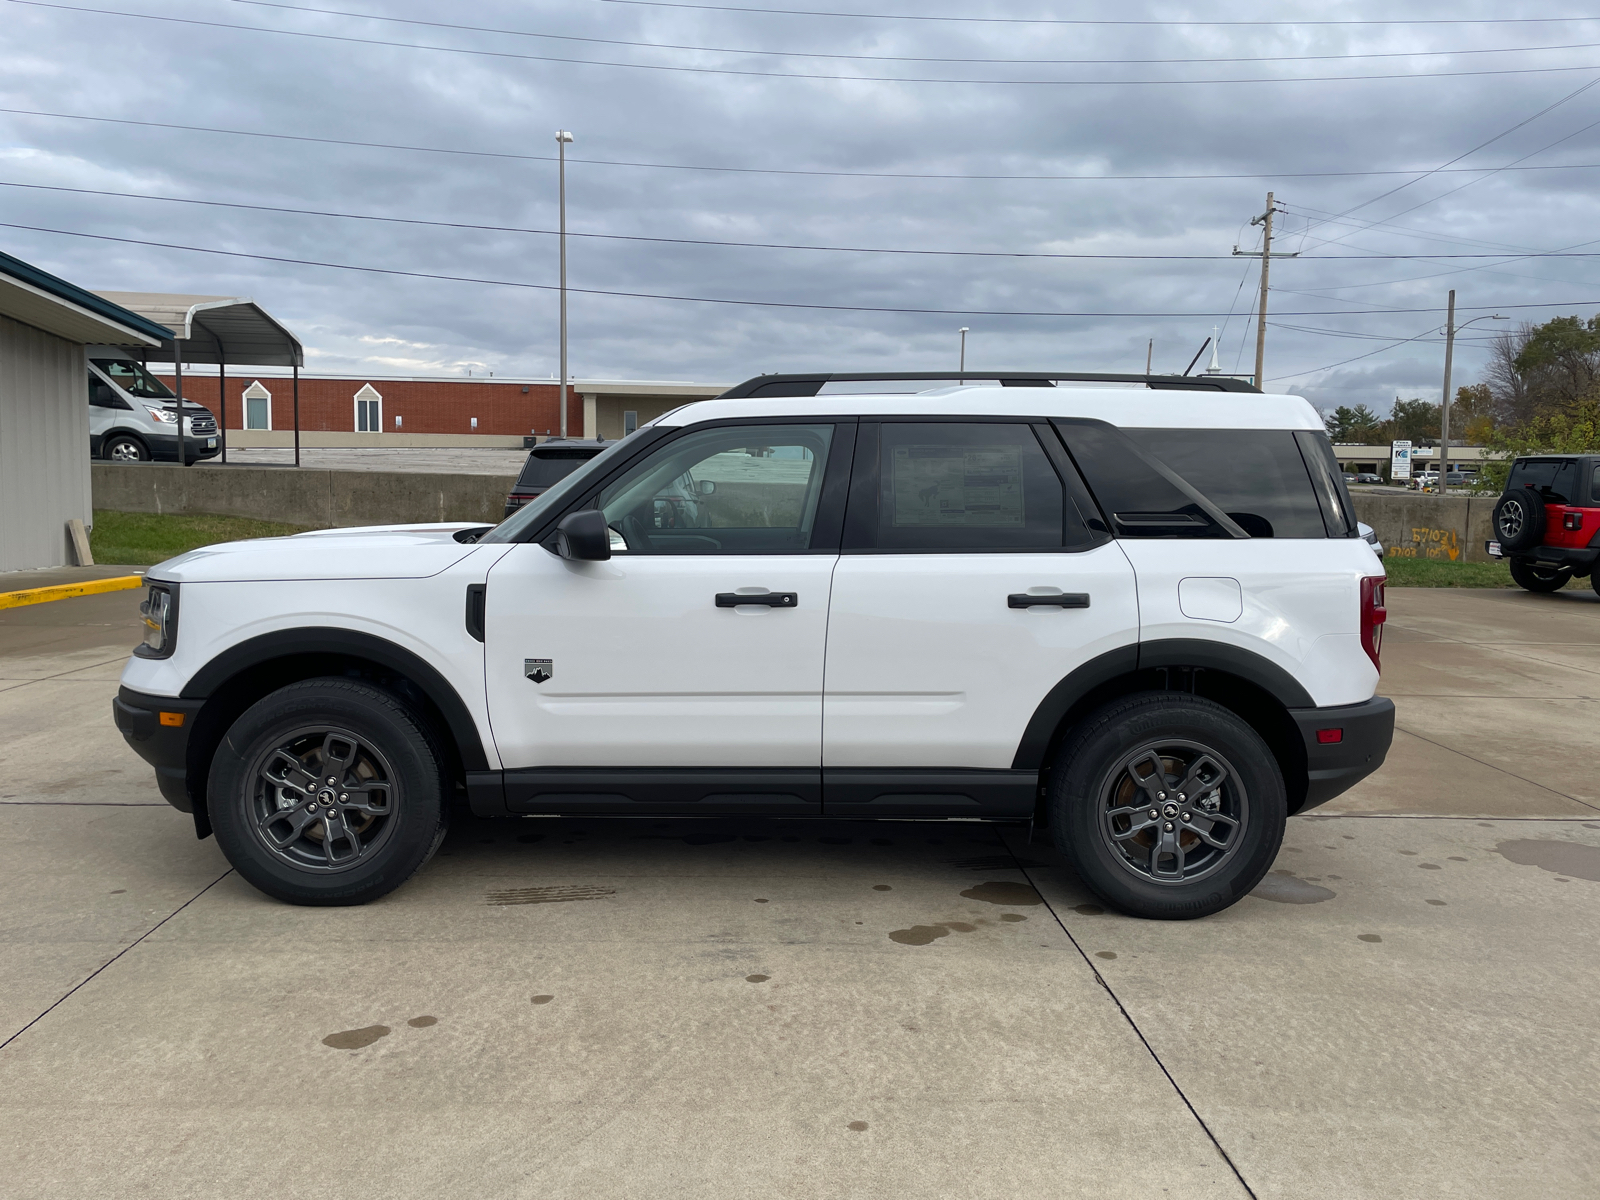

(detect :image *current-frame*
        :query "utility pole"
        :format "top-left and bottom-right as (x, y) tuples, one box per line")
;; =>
(1439, 289), (1456, 495)
(1233, 191), (1297, 389)
(557, 130), (573, 439)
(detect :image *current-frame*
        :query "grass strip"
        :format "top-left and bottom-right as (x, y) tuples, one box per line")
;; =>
(91, 510), (312, 567)
(1381, 556), (1531, 588)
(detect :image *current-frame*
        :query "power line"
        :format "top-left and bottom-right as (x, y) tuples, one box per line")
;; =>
(1267, 324), (1449, 381)
(12, 218), (1598, 319)
(8, 106), (1600, 184)
(15, 179), (1600, 262)
(14, 1), (1600, 86)
(596, 1), (1600, 27)
(227, 1), (1600, 67)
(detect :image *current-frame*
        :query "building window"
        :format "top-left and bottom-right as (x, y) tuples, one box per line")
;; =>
(355, 384), (382, 433)
(243, 381), (272, 430)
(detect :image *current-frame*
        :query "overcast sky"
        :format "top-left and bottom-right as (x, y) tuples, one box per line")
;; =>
(4, 0), (1600, 413)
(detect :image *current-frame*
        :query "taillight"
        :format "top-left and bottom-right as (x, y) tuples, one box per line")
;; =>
(1360, 576), (1386, 672)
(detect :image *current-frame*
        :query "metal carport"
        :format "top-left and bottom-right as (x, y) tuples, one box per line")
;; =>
(94, 292), (305, 466)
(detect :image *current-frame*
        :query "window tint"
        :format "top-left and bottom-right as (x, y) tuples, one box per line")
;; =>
(1509, 458), (1578, 503)
(598, 424), (834, 554)
(1054, 420), (1233, 539)
(516, 449), (597, 489)
(1128, 430), (1329, 538)
(874, 423), (1065, 550)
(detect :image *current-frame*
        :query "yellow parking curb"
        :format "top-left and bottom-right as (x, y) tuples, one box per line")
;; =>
(0, 575), (144, 610)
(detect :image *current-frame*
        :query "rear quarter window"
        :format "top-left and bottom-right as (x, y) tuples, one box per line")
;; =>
(1126, 429), (1329, 538)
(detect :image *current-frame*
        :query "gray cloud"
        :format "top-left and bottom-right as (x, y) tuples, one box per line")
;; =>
(3, 0), (1599, 414)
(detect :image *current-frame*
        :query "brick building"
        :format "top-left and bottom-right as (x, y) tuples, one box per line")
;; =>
(153, 373), (728, 441)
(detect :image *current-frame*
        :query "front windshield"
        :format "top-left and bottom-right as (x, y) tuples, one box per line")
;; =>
(92, 359), (175, 400)
(479, 432), (645, 542)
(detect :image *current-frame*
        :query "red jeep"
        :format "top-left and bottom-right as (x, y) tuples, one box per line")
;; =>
(1489, 455), (1600, 594)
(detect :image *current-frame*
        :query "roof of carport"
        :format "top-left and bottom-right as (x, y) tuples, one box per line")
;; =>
(0, 250), (170, 346)
(94, 291), (304, 367)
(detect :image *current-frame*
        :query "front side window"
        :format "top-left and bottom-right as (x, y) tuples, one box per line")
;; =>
(598, 424), (834, 554)
(91, 358), (173, 400)
(87, 370), (128, 409)
(875, 423), (1066, 551)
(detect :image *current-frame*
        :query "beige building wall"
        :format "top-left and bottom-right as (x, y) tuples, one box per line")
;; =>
(0, 313), (92, 571)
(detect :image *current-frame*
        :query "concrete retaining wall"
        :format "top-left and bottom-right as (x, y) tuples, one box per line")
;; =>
(92, 463), (517, 529)
(1350, 491), (1496, 563)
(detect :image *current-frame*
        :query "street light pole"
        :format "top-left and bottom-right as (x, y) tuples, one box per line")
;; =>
(1437, 303), (1507, 495)
(557, 130), (573, 439)
(959, 327), (968, 373)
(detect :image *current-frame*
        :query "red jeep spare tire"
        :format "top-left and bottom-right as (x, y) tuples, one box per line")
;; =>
(1493, 488), (1546, 554)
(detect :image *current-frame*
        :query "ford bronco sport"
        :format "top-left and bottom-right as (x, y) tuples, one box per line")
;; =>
(1488, 455), (1600, 594)
(113, 371), (1394, 919)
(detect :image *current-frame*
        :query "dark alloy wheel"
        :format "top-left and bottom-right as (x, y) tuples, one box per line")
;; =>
(104, 435), (149, 463)
(1508, 558), (1573, 593)
(209, 679), (448, 905)
(1048, 692), (1286, 919)
(1493, 489), (1545, 554)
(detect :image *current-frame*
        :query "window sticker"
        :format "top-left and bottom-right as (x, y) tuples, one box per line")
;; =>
(891, 445), (1025, 527)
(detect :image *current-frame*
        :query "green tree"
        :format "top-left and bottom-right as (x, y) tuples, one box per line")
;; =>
(1325, 403), (1383, 441)
(1383, 397), (1442, 445)
(1453, 383), (1495, 445)
(1475, 395), (1600, 493)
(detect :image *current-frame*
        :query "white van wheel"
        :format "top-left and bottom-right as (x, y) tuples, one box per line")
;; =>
(105, 436), (148, 462)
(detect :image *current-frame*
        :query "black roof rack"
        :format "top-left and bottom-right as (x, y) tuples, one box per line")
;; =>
(717, 371), (1261, 399)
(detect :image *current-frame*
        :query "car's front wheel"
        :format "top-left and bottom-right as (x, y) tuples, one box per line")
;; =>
(1048, 693), (1285, 919)
(209, 679), (449, 905)
(1509, 559), (1572, 593)
(103, 435), (148, 462)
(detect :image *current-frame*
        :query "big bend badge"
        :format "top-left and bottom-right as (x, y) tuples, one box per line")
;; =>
(524, 658), (553, 684)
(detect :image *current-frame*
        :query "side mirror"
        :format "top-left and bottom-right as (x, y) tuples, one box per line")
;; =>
(554, 509), (612, 561)
(697, 479), (716, 496)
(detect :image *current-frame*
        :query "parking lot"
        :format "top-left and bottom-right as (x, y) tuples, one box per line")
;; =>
(1, 583), (1596, 1198)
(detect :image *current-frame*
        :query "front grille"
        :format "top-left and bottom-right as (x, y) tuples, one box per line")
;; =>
(189, 417), (217, 434)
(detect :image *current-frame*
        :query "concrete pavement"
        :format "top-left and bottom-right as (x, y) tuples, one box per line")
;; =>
(0, 586), (1596, 1198)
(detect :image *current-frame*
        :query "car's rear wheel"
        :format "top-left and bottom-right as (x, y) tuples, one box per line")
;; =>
(1509, 559), (1572, 593)
(209, 679), (449, 905)
(1048, 693), (1285, 919)
(1493, 489), (1545, 553)
(104, 435), (148, 462)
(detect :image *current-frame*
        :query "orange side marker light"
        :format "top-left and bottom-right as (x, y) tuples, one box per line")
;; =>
(159, 712), (186, 728)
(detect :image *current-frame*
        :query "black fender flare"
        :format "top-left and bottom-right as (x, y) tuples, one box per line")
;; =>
(182, 627), (489, 771)
(1011, 638), (1313, 770)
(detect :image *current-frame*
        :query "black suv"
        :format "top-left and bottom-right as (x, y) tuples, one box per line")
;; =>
(503, 438), (609, 519)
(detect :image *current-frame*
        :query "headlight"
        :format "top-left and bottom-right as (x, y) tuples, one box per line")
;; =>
(143, 405), (178, 424)
(136, 583), (178, 658)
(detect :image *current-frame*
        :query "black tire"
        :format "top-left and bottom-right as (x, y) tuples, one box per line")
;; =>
(1509, 558), (1572, 593)
(1048, 692), (1286, 920)
(103, 434), (149, 463)
(1493, 489), (1545, 553)
(209, 678), (449, 905)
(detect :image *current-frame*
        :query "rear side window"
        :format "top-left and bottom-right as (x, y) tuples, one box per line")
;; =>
(873, 423), (1070, 551)
(1509, 458), (1578, 504)
(1053, 420), (1236, 539)
(1593, 463), (1600, 502)
(1126, 430), (1330, 539)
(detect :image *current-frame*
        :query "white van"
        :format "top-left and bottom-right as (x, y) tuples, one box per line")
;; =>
(87, 345), (220, 463)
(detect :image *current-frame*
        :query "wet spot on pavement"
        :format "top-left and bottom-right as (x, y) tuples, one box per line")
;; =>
(1358, 933), (1383, 943)
(1252, 875), (1336, 904)
(407, 1016), (437, 1028)
(943, 921), (977, 933)
(1419, 863), (1441, 870)
(1001, 913), (1026, 922)
(530, 995), (554, 1005)
(1095, 951), (1117, 960)
(1072, 903), (1104, 915)
(872, 884), (892, 891)
(889, 925), (950, 946)
(847, 1121), (868, 1132)
(1343, 835), (1356, 839)
(754, 898), (769, 903)
(1448, 856), (1468, 862)
(1495, 839), (1600, 881)
(746, 974), (770, 983)
(485, 885), (616, 906)
(960, 881), (1043, 906)
(109, 889), (125, 894)
(322, 1025), (390, 1050)
(1399, 850), (1418, 856)
(1426, 899), (1447, 906)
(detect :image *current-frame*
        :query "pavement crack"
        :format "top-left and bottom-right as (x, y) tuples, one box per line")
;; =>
(1004, 842), (1259, 1200)
(0, 868), (233, 1054)
(1394, 723), (1600, 813)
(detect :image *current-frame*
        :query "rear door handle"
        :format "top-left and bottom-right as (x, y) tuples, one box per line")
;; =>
(717, 592), (798, 608)
(1009, 593), (1089, 609)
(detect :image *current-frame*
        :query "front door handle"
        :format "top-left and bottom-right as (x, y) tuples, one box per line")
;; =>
(716, 592), (798, 608)
(1009, 593), (1090, 609)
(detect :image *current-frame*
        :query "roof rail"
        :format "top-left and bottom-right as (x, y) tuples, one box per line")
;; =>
(717, 371), (1262, 399)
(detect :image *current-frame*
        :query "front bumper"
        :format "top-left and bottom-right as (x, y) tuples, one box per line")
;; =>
(1291, 697), (1395, 813)
(113, 687), (206, 814)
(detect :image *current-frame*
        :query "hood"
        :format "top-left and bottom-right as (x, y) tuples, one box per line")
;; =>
(147, 523), (492, 583)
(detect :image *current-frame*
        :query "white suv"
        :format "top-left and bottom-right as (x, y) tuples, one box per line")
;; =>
(113, 372), (1393, 918)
